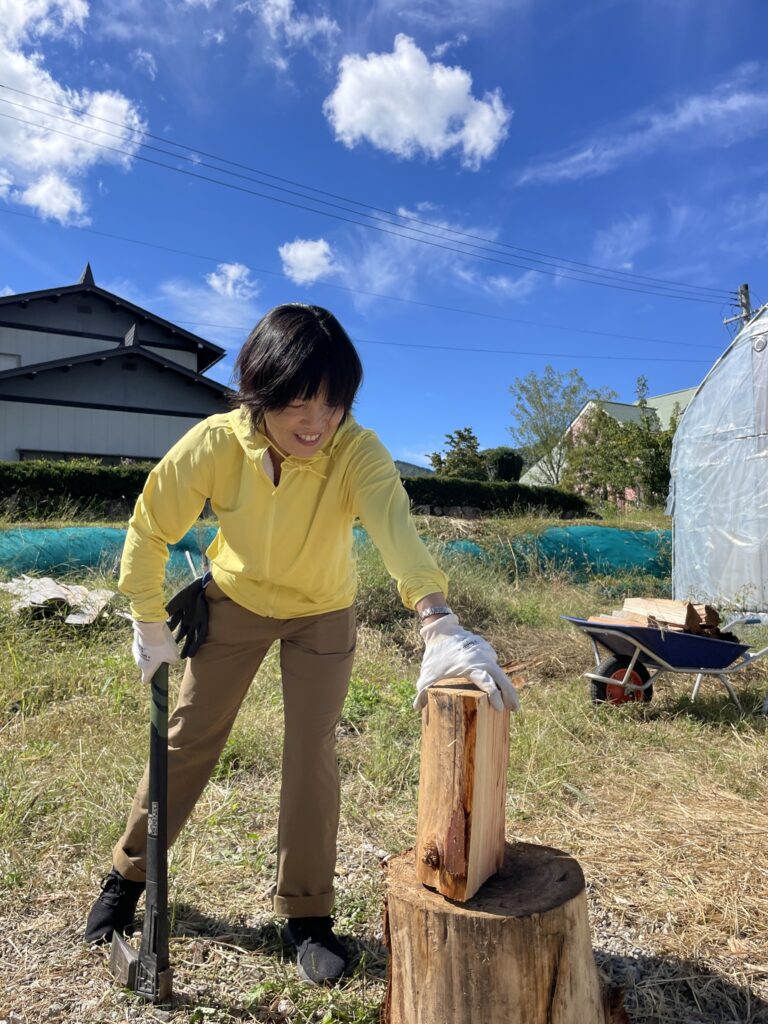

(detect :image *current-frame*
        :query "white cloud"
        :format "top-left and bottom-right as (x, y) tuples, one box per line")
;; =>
(519, 69), (768, 185)
(132, 47), (157, 79)
(278, 238), (337, 285)
(19, 171), (88, 224)
(205, 262), (259, 300)
(202, 27), (226, 44)
(182, 0), (218, 7)
(431, 32), (468, 59)
(323, 34), (511, 170)
(0, 285), (14, 296)
(0, 0), (89, 44)
(237, 0), (338, 66)
(333, 204), (538, 310)
(485, 271), (538, 300)
(0, 0), (145, 225)
(159, 272), (261, 351)
(258, 0), (338, 46)
(371, 0), (520, 30)
(592, 214), (652, 270)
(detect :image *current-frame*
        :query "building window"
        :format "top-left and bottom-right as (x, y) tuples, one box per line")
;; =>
(0, 352), (20, 371)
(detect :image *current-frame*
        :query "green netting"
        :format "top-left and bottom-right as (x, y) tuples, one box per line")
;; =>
(440, 527), (671, 578)
(0, 526), (217, 576)
(0, 524), (671, 579)
(517, 526), (671, 578)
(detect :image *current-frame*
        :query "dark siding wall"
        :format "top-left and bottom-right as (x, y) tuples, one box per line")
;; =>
(0, 358), (230, 415)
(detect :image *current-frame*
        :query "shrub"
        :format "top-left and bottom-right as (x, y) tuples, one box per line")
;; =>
(402, 476), (589, 516)
(0, 459), (153, 518)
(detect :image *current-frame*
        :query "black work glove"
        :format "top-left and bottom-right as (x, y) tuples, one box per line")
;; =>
(165, 571), (212, 658)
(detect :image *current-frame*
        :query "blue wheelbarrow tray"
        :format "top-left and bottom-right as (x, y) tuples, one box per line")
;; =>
(562, 616), (750, 670)
(562, 615), (760, 708)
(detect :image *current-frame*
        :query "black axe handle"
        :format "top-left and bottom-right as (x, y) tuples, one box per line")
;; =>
(135, 662), (172, 1001)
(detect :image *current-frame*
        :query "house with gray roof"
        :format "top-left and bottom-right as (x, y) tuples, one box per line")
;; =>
(0, 264), (232, 462)
(520, 387), (696, 487)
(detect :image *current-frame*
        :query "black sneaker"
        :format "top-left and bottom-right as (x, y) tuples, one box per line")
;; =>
(84, 868), (145, 944)
(283, 916), (347, 985)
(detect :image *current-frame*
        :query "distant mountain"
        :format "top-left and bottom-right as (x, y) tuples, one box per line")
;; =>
(395, 460), (434, 478)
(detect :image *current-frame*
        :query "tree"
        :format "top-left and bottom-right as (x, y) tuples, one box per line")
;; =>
(482, 446), (524, 482)
(509, 366), (617, 485)
(563, 378), (679, 507)
(562, 405), (626, 501)
(429, 427), (486, 480)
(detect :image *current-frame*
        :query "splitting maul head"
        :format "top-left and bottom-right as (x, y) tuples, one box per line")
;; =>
(110, 929), (173, 1003)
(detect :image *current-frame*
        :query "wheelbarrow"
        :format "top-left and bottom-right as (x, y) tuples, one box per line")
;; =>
(562, 614), (768, 710)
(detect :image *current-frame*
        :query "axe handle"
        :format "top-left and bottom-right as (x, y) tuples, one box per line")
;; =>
(140, 663), (170, 977)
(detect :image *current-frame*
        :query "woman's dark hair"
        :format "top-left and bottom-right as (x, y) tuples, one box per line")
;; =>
(233, 304), (363, 430)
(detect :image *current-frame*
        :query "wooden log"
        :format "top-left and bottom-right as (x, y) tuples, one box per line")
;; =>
(415, 682), (509, 901)
(621, 597), (700, 631)
(587, 612), (650, 627)
(693, 603), (720, 627)
(384, 842), (621, 1024)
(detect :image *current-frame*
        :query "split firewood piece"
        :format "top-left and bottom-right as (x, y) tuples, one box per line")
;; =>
(693, 604), (720, 627)
(416, 681), (509, 902)
(587, 612), (651, 627)
(621, 598), (702, 632)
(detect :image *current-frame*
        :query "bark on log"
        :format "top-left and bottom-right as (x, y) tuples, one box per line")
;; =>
(384, 841), (619, 1024)
(416, 682), (509, 901)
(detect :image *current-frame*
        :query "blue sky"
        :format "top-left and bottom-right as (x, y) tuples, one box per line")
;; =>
(1, 0), (767, 466)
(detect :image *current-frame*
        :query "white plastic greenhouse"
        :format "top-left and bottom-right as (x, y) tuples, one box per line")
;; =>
(669, 305), (768, 610)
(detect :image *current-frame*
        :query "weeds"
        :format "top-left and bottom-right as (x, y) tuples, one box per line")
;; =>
(1, 511), (768, 1021)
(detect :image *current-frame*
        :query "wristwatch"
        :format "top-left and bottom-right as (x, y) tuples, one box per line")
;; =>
(417, 605), (453, 622)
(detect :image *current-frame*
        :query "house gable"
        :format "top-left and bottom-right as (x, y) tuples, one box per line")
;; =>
(0, 267), (226, 374)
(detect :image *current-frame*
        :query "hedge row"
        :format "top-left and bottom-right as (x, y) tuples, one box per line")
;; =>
(402, 475), (589, 515)
(0, 459), (153, 513)
(0, 459), (589, 518)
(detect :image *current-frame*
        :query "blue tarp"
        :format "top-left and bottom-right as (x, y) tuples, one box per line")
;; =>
(0, 524), (672, 579)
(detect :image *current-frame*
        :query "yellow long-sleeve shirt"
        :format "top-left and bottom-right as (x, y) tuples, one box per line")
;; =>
(119, 407), (448, 622)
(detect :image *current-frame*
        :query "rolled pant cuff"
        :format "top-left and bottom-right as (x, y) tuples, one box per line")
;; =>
(273, 890), (335, 918)
(112, 847), (147, 884)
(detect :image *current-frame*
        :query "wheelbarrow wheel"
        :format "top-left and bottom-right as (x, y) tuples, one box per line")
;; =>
(590, 655), (652, 705)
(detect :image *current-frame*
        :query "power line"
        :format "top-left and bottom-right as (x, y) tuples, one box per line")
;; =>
(0, 103), (731, 306)
(351, 338), (711, 363)
(0, 81), (735, 301)
(0, 204), (723, 352)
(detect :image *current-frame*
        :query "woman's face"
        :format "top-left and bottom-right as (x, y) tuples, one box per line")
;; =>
(262, 391), (344, 459)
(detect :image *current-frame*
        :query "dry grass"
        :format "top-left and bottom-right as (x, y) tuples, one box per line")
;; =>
(2, 513), (768, 1022)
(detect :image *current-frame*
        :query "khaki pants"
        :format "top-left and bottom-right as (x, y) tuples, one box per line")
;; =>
(113, 579), (356, 918)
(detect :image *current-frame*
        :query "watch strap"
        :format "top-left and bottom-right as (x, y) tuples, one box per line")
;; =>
(417, 605), (453, 622)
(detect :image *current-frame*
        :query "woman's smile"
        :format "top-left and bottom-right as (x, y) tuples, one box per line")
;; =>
(263, 392), (344, 459)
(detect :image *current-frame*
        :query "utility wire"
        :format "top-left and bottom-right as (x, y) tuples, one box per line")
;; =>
(0, 104), (730, 305)
(0, 81), (735, 301)
(0, 204), (723, 352)
(350, 338), (711, 363)
(1, 99), (716, 302)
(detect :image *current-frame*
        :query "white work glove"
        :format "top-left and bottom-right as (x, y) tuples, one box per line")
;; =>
(414, 613), (521, 713)
(131, 620), (180, 683)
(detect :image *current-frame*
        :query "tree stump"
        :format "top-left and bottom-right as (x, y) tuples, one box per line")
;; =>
(416, 683), (509, 901)
(384, 841), (614, 1024)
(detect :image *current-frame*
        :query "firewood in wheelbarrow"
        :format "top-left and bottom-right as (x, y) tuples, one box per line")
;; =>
(622, 598), (720, 630)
